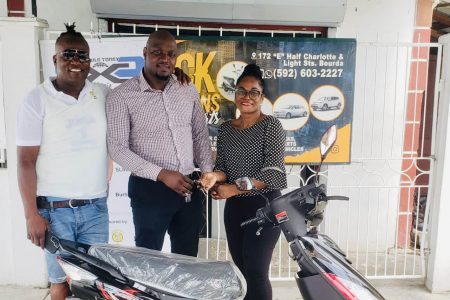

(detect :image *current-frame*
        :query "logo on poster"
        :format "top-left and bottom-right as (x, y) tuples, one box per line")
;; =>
(112, 230), (124, 243)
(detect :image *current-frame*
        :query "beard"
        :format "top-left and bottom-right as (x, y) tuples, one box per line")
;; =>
(156, 73), (171, 81)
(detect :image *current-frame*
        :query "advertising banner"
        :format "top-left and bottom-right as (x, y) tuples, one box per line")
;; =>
(41, 36), (356, 164)
(175, 37), (356, 164)
(40, 36), (356, 245)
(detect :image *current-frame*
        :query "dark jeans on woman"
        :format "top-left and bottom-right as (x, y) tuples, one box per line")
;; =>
(224, 190), (281, 300)
(128, 175), (203, 257)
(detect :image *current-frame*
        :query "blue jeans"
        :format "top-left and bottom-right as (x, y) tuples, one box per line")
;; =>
(38, 197), (109, 283)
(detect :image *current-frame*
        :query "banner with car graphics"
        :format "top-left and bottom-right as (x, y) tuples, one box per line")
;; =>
(176, 37), (356, 164)
(41, 36), (356, 164)
(40, 36), (355, 245)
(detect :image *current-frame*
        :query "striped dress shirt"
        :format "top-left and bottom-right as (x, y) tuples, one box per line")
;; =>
(106, 72), (213, 181)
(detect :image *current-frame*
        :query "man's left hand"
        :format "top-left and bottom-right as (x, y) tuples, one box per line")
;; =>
(174, 67), (191, 84)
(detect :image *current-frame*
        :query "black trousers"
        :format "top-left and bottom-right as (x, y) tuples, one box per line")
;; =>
(128, 175), (203, 257)
(224, 190), (281, 300)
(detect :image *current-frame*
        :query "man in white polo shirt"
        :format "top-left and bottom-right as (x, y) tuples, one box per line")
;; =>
(16, 24), (110, 300)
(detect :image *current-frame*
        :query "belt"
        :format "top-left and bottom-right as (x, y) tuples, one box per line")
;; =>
(36, 196), (100, 209)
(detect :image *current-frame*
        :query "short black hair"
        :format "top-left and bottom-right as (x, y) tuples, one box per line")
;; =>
(146, 30), (176, 47)
(236, 64), (265, 93)
(55, 23), (88, 47)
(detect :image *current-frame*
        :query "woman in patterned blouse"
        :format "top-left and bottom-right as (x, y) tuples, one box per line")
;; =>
(201, 64), (287, 300)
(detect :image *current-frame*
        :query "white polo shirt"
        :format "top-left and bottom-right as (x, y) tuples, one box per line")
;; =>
(16, 78), (111, 199)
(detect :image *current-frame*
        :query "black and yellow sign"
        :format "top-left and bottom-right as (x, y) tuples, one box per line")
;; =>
(175, 37), (356, 164)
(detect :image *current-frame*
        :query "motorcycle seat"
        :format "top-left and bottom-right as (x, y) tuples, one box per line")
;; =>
(88, 244), (246, 300)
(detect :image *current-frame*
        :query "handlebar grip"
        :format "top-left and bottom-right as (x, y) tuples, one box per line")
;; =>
(241, 217), (260, 227)
(326, 196), (349, 201)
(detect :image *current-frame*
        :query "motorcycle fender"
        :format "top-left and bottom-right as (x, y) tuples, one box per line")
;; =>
(296, 273), (346, 300)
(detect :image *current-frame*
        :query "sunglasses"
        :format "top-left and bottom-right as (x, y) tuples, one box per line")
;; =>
(58, 49), (90, 63)
(235, 88), (262, 100)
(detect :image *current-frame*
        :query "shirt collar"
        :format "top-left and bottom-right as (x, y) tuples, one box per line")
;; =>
(138, 70), (176, 92)
(44, 76), (92, 100)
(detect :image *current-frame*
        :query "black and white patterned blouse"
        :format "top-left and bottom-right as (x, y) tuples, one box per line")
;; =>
(214, 115), (287, 197)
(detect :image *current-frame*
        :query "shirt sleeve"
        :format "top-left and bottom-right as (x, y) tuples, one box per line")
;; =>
(190, 85), (213, 172)
(16, 88), (44, 146)
(106, 88), (163, 181)
(253, 118), (287, 189)
(213, 124), (226, 173)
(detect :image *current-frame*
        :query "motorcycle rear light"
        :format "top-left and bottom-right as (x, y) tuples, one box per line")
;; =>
(57, 258), (97, 284)
(96, 281), (141, 300)
(324, 272), (357, 300)
(324, 273), (378, 300)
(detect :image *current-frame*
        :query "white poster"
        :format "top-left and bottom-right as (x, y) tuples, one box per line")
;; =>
(40, 37), (172, 250)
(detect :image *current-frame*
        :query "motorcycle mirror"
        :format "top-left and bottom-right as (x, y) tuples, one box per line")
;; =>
(315, 125), (338, 185)
(235, 177), (254, 191)
(320, 125), (337, 159)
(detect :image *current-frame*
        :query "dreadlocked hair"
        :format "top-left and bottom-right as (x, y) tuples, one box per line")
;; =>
(56, 23), (86, 45)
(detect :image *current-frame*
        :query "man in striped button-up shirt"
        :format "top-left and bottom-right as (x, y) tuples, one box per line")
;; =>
(107, 30), (213, 256)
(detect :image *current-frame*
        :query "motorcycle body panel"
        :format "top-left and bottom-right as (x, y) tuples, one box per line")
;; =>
(265, 183), (385, 299)
(296, 273), (346, 300)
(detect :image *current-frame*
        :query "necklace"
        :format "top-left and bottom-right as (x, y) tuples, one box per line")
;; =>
(239, 115), (263, 129)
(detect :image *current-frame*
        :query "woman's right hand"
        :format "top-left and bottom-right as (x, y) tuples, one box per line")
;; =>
(200, 172), (218, 191)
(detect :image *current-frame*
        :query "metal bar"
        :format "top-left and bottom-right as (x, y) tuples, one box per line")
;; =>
(391, 34), (401, 157)
(399, 47), (411, 162)
(370, 38), (379, 157)
(380, 46), (389, 156)
(355, 188), (361, 268)
(351, 157), (432, 161)
(359, 42), (440, 47)
(420, 44), (442, 279)
(361, 46), (369, 156)
(403, 187), (412, 275)
(393, 185), (401, 276)
(270, 275), (425, 281)
(113, 23), (322, 36)
(365, 196), (371, 276)
(206, 190), (209, 260)
(216, 194), (220, 260)
(383, 189), (391, 276)
(410, 38), (421, 157)
(374, 189), (381, 276)
(420, 53), (430, 155)
(412, 186), (420, 275)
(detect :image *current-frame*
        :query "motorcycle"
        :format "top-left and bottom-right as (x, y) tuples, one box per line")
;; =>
(236, 125), (385, 300)
(44, 228), (246, 299)
(44, 125), (384, 300)
(221, 76), (236, 93)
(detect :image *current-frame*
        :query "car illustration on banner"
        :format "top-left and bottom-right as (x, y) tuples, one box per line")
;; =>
(274, 104), (308, 119)
(309, 85), (345, 122)
(311, 96), (342, 111)
(273, 93), (310, 131)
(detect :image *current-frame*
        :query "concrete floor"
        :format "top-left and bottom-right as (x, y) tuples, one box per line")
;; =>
(272, 279), (450, 300)
(1, 279), (450, 300)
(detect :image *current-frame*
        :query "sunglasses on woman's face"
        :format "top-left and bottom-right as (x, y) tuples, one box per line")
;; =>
(235, 88), (262, 100)
(58, 49), (90, 63)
